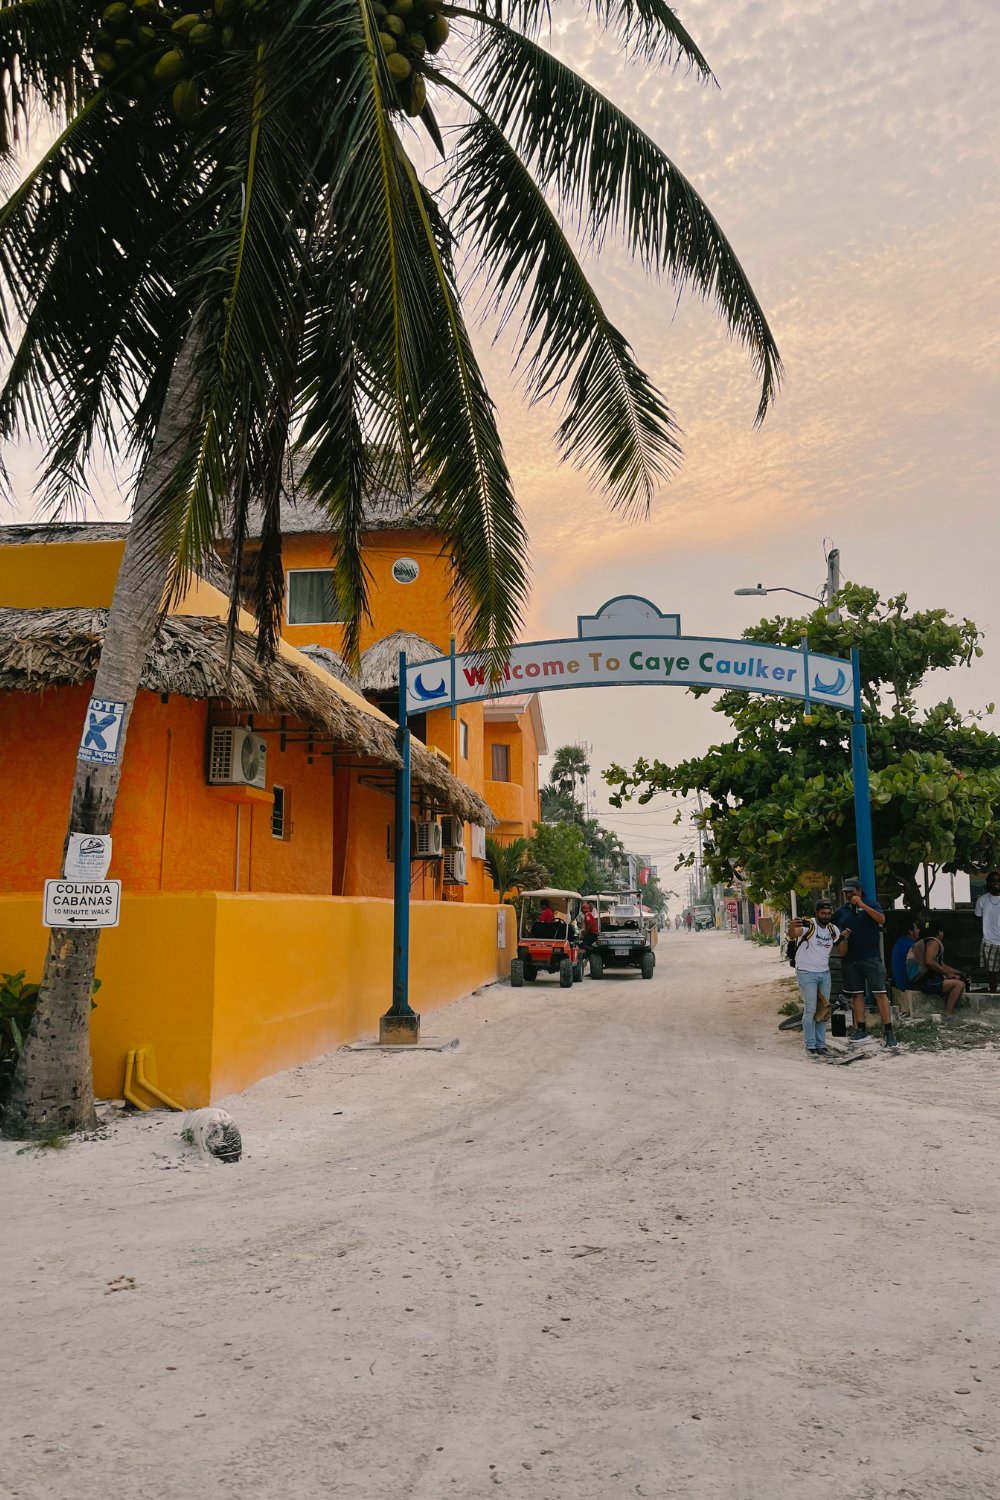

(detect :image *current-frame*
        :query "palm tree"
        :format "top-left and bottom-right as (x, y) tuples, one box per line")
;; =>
(0, 0), (780, 1136)
(484, 836), (548, 902)
(549, 744), (590, 801)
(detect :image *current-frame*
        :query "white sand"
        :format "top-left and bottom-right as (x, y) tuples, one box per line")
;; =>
(3, 930), (1000, 1498)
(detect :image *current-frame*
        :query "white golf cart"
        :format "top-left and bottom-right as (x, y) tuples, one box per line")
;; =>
(587, 890), (657, 979)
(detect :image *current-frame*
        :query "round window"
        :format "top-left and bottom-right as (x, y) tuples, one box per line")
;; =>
(392, 557), (420, 584)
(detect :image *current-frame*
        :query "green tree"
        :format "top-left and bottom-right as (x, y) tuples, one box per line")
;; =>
(529, 821), (588, 894)
(605, 585), (1000, 908)
(0, 0), (779, 1136)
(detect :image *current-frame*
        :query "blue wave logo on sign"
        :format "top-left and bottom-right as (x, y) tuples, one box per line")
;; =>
(412, 673), (448, 701)
(812, 668), (849, 696)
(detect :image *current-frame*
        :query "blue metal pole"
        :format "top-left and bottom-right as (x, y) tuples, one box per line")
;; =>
(450, 636), (456, 721)
(391, 650), (413, 1015)
(849, 646), (877, 899)
(801, 632), (811, 718)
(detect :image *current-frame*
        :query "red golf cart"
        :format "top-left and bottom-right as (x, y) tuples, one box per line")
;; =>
(510, 888), (585, 988)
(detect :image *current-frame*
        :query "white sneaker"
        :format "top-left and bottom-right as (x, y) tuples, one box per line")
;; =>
(848, 1033), (876, 1050)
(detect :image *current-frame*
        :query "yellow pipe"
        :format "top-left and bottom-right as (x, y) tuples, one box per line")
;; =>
(134, 1048), (184, 1111)
(122, 1049), (150, 1112)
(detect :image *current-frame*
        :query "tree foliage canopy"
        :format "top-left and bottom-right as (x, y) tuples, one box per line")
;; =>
(0, 0), (779, 669)
(605, 585), (1000, 907)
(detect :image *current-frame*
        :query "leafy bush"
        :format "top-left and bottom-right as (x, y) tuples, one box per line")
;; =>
(1, 971), (40, 1110)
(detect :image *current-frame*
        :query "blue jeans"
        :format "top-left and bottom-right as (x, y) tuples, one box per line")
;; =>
(796, 969), (830, 1051)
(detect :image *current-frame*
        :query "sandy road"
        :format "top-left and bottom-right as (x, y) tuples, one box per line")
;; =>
(4, 930), (1000, 1500)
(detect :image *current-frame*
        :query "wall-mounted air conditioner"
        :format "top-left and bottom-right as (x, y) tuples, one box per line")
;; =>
(415, 820), (443, 858)
(470, 824), (486, 860)
(440, 816), (465, 850)
(209, 726), (267, 789)
(443, 848), (468, 885)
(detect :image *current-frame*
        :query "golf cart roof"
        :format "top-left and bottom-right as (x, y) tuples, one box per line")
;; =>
(527, 888), (583, 901)
(597, 890), (640, 900)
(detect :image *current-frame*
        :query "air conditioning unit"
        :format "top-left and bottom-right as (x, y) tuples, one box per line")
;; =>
(440, 815), (465, 850)
(470, 824), (486, 860)
(443, 848), (467, 885)
(209, 726), (267, 789)
(415, 820), (443, 858)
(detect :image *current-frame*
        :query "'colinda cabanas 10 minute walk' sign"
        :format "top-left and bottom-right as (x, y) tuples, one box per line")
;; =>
(404, 595), (857, 714)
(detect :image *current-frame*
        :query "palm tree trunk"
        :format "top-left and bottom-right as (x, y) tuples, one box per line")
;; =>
(2, 332), (203, 1139)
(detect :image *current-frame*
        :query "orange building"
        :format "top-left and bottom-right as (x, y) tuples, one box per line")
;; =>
(0, 504), (545, 1105)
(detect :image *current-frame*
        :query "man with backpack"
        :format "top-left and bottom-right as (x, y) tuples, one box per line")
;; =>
(788, 900), (849, 1060)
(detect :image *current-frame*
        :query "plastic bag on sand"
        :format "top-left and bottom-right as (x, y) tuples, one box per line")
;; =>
(182, 1107), (242, 1163)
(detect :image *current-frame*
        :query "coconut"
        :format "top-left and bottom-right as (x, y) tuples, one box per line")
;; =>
(378, 29), (396, 51)
(171, 12), (200, 32)
(385, 49), (411, 79)
(220, 20), (235, 43)
(372, 1), (387, 14)
(153, 46), (187, 78)
(114, 35), (137, 56)
(384, 13), (404, 33)
(172, 77), (200, 121)
(214, 0), (238, 16)
(391, 0), (414, 12)
(102, 2), (131, 25)
(94, 50), (117, 72)
(405, 72), (426, 115)
(425, 12), (448, 49)
(405, 30), (425, 53)
(188, 21), (216, 45)
(135, 24), (158, 46)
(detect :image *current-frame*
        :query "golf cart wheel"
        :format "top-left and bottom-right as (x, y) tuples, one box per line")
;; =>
(524, 964), (538, 982)
(510, 959), (524, 988)
(640, 951), (655, 980)
(559, 959), (573, 988)
(778, 1011), (804, 1031)
(589, 953), (604, 979)
(573, 960), (584, 983)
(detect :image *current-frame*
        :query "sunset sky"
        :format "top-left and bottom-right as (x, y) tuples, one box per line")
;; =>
(4, 0), (998, 873)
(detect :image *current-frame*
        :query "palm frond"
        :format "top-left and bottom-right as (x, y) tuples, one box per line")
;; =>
(395, 143), (528, 671)
(446, 98), (679, 514)
(461, 20), (781, 420)
(463, 0), (713, 76)
(0, 0), (92, 155)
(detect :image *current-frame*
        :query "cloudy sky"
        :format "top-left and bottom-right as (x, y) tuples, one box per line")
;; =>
(4, 0), (999, 873)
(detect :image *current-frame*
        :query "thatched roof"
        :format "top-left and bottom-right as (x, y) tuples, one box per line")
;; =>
(294, 642), (359, 689)
(0, 609), (496, 827)
(359, 630), (444, 693)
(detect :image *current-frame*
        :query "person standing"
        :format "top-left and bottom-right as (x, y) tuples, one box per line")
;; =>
(685, 910), (693, 934)
(975, 870), (1000, 993)
(832, 878), (898, 1050)
(789, 899), (847, 1059)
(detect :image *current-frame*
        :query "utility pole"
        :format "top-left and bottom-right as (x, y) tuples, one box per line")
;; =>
(826, 546), (841, 622)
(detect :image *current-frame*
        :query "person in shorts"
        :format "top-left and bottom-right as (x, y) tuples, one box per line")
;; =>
(975, 870), (1000, 992)
(907, 920), (969, 1023)
(788, 899), (848, 1060)
(832, 878), (897, 1050)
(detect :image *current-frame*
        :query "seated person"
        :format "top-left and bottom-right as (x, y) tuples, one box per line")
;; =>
(580, 902), (600, 947)
(891, 916), (921, 993)
(539, 904), (555, 924)
(906, 921), (969, 1023)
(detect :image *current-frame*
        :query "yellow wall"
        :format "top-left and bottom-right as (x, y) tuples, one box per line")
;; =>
(0, 893), (515, 1106)
(0, 539), (126, 607)
(280, 530), (458, 656)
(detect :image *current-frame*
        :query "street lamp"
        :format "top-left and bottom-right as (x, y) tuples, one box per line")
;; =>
(734, 546), (841, 617)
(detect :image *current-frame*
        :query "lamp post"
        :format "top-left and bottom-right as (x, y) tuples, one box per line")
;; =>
(734, 543), (841, 614)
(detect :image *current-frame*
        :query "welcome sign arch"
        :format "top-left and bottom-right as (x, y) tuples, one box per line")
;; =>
(386, 596), (873, 1027)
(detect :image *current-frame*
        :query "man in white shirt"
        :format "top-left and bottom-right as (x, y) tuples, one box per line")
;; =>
(788, 899), (849, 1059)
(975, 870), (1000, 993)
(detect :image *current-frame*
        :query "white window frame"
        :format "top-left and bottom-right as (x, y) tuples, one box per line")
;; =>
(459, 719), (469, 759)
(286, 567), (342, 626)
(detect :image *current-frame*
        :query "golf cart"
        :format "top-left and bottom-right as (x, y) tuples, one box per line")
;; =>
(511, 889), (585, 988)
(692, 904), (715, 931)
(587, 891), (657, 979)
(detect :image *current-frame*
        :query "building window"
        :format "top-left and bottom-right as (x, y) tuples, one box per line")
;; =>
(532, 761), (536, 796)
(272, 785), (289, 839)
(287, 569), (342, 625)
(491, 743), (509, 782)
(460, 720), (469, 759)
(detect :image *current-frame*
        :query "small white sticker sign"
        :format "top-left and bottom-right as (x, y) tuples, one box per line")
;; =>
(64, 833), (113, 880)
(43, 880), (121, 929)
(78, 698), (127, 765)
(497, 906), (506, 949)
